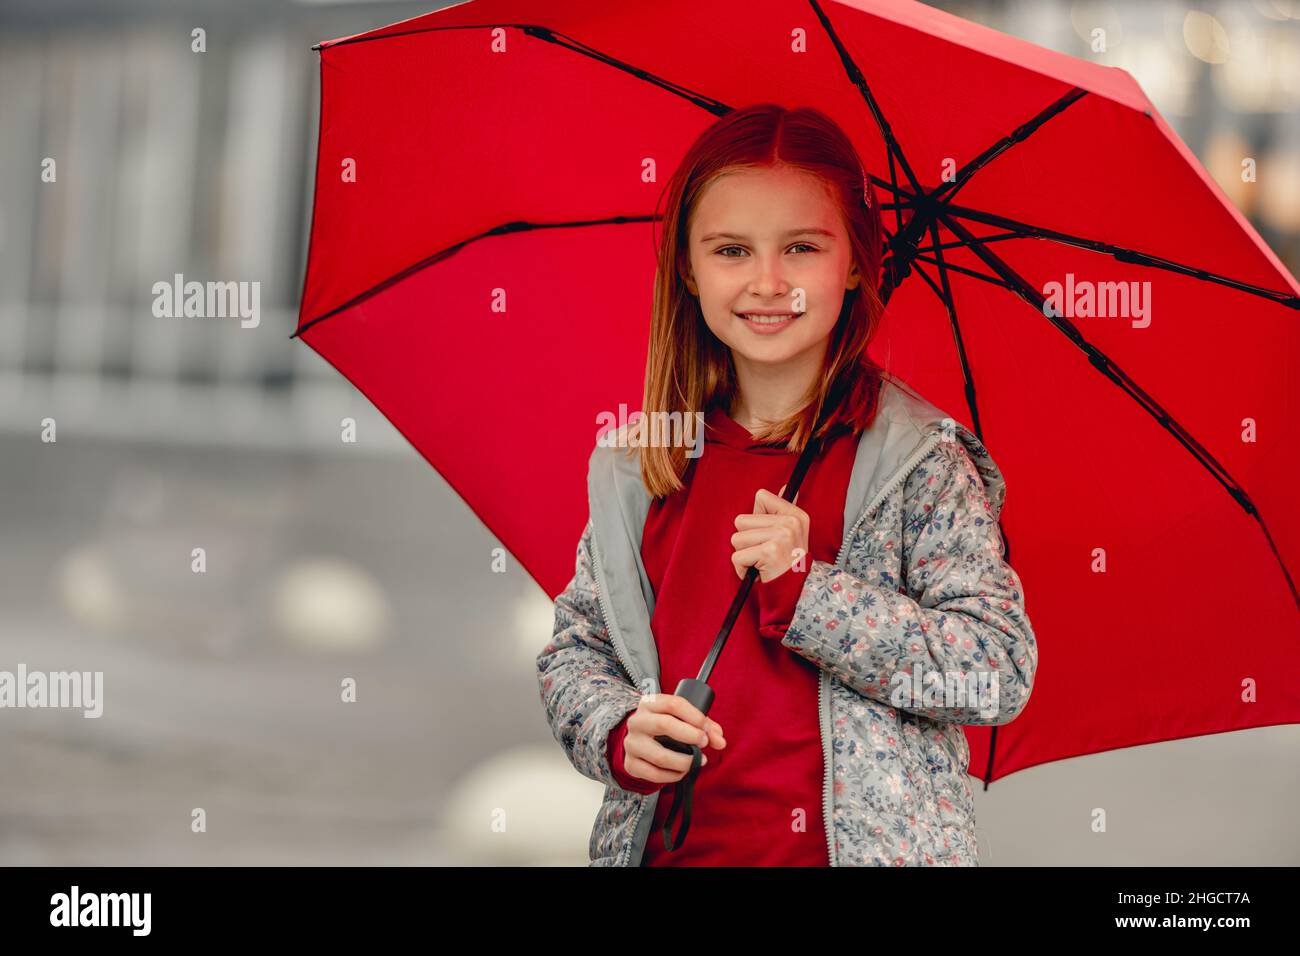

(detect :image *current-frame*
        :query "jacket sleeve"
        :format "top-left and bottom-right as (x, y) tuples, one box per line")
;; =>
(780, 439), (1037, 725)
(537, 517), (646, 787)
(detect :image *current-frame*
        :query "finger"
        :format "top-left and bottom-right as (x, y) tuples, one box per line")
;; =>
(735, 523), (802, 566)
(643, 692), (709, 733)
(754, 487), (800, 516)
(730, 527), (776, 550)
(735, 514), (804, 540)
(639, 703), (726, 749)
(623, 752), (689, 784)
(642, 711), (713, 750)
(706, 718), (727, 749)
(735, 514), (808, 539)
(753, 487), (789, 515)
(732, 536), (799, 575)
(738, 510), (808, 548)
(734, 513), (787, 530)
(732, 543), (778, 580)
(626, 733), (707, 780)
(625, 732), (697, 774)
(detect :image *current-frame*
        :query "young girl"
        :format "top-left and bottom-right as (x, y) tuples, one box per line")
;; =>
(538, 104), (1037, 867)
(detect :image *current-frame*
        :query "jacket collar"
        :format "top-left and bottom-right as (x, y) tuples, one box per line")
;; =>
(585, 372), (1006, 693)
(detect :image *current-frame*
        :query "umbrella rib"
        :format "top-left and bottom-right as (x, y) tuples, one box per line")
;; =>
(291, 214), (658, 338)
(930, 87), (1089, 206)
(888, 147), (905, 239)
(518, 25), (733, 116)
(912, 253), (1017, 289)
(915, 231), (1025, 254)
(926, 221), (984, 443)
(807, 0), (924, 201)
(938, 201), (1300, 309)
(313, 22), (733, 117)
(937, 207), (1300, 612)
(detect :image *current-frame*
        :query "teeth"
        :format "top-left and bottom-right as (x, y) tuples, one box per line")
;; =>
(741, 313), (799, 324)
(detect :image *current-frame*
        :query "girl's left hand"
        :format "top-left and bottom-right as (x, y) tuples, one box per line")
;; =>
(731, 484), (809, 582)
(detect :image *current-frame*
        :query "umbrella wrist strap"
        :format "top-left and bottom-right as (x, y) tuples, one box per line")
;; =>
(661, 745), (702, 851)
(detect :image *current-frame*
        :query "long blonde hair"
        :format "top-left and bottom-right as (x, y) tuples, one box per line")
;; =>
(634, 103), (888, 498)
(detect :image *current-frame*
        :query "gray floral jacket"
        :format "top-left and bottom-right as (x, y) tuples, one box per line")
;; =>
(536, 374), (1037, 865)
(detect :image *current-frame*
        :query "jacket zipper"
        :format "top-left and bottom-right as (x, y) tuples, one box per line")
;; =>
(587, 531), (650, 867)
(588, 531), (640, 686)
(820, 430), (944, 867)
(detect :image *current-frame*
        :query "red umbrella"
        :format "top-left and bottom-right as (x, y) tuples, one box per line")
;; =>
(290, 0), (1300, 787)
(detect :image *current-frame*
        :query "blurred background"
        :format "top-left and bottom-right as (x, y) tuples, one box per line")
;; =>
(0, 0), (1296, 866)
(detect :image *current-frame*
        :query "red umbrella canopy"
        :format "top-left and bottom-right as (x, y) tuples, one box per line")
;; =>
(292, 0), (1300, 783)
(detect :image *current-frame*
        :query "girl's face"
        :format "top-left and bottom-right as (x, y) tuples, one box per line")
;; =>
(684, 164), (861, 371)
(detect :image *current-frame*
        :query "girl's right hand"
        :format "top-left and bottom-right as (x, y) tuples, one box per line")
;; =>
(619, 693), (727, 786)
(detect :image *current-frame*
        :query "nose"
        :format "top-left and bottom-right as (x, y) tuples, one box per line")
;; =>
(747, 251), (789, 299)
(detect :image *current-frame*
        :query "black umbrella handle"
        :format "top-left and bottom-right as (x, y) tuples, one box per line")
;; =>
(654, 678), (713, 851)
(654, 678), (717, 754)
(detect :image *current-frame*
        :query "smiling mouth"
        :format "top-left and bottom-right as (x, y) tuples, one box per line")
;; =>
(735, 312), (803, 325)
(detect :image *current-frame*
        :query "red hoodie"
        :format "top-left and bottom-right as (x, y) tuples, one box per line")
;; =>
(605, 402), (857, 865)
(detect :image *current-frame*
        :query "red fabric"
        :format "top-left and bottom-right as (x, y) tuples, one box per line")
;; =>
(296, 0), (1300, 788)
(605, 403), (857, 865)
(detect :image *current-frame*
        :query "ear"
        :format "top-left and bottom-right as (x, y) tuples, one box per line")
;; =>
(845, 259), (861, 292)
(679, 257), (699, 297)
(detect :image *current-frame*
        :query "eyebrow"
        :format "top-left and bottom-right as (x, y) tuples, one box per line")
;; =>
(699, 228), (837, 242)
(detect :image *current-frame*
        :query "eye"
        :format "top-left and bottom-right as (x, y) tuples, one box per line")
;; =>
(713, 243), (820, 257)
